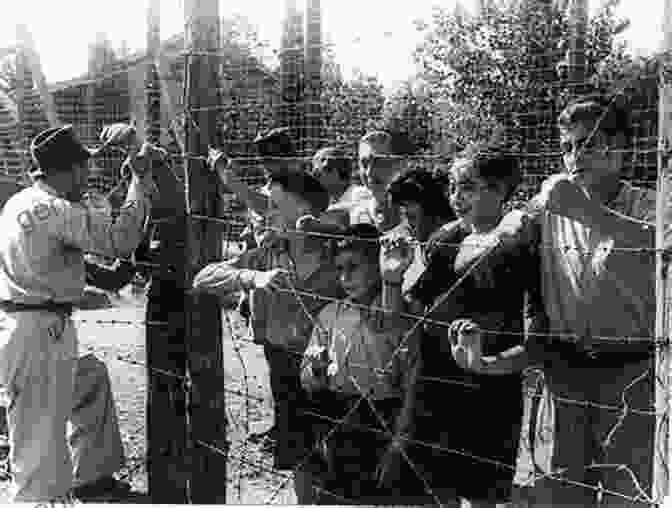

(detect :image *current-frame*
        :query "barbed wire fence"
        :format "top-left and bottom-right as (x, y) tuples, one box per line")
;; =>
(0, 0), (670, 505)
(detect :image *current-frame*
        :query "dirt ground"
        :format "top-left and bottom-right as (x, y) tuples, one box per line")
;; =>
(0, 287), (559, 505)
(0, 287), (292, 504)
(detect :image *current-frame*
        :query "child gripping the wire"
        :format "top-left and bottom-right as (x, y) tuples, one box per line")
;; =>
(405, 145), (548, 507)
(300, 223), (421, 505)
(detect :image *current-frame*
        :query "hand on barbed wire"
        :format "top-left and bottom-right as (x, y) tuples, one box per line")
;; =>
(207, 146), (242, 185)
(301, 342), (330, 393)
(251, 268), (290, 290)
(379, 232), (414, 283)
(207, 146), (228, 172)
(448, 318), (484, 372)
(99, 122), (140, 152)
(190, 265), (288, 295)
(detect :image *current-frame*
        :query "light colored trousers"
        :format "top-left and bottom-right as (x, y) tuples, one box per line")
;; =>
(0, 311), (124, 502)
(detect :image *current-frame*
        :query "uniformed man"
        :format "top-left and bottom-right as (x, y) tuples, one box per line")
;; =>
(0, 123), (157, 503)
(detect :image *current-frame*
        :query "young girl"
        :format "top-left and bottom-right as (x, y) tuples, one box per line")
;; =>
(406, 146), (547, 507)
(300, 223), (421, 505)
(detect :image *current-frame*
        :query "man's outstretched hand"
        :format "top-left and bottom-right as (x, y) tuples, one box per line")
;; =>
(99, 123), (140, 152)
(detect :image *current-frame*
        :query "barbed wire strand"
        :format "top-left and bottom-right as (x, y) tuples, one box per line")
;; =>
(267, 286), (668, 348)
(263, 396), (368, 504)
(231, 211), (662, 505)
(190, 213), (660, 255)
(12, 22), (668, 505)
(261, 242), (500, 505)
(349, 375), (443, 505)
(228, 353), (658, 419)
(72, 314), (664, 505)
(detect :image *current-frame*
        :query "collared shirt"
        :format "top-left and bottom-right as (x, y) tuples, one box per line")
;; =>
(540, 181), (656, 350)
(304, 295), (419, 400)
(195, 240), (343, 352)
(382, 220), (426, 294)
(0, 179), (151, 304)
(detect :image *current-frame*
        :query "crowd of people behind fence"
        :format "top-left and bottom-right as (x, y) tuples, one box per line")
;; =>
(193, 92), (659, 507)
(0, 90), (661, 506)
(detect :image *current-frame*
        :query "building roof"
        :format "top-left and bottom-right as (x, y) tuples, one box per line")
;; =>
(48, 32), (277, 94)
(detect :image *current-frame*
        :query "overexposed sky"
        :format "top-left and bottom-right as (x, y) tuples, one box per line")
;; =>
(0, 0), (665, 89)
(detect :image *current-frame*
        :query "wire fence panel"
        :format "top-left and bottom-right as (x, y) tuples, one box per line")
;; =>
(0, 0), (669, 505)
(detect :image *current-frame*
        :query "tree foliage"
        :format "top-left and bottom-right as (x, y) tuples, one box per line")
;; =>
(380, 79), (435, 153)
(217, 22), (387, 156)
(409, 0), (636, 159)
(319, 46), (386, 150)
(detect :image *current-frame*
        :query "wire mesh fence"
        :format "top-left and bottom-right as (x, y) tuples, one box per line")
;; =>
(0, 0), (669, 505)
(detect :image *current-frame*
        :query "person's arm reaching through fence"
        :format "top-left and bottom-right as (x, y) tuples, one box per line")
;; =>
(53, 124), (157, 258)
(191, 247), (288, 299)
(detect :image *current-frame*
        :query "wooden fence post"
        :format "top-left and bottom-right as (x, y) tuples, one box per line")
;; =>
(654, 1), (672, 501)
(183, 0), (227, 503)
(144, 0), (191, 503)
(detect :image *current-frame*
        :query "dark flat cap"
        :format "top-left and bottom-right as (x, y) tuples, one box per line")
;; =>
(253, 127), (295, 158)
(30, 125), (92, 176)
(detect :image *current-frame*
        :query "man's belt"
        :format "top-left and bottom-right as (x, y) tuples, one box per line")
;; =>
(0, 300), (74, 315)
